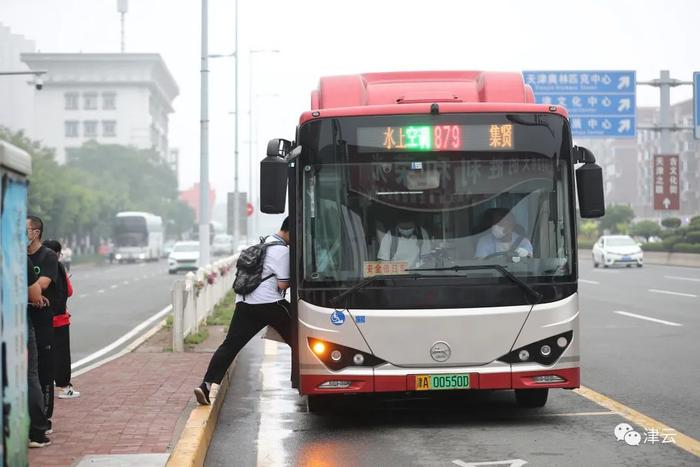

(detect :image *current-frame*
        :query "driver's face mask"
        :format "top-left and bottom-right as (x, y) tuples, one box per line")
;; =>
(397, 226), (415, 238)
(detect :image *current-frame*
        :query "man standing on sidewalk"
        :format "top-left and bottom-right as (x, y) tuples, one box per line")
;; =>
(194, 217), (292, 405)
(27, 215), (59, 429)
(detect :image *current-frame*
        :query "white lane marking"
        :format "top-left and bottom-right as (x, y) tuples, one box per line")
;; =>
(110, 284), (118, 289)
(648, 288), (698, 298)
(122, 280), (130, 285)
(71, 304), (173, 370)
(78, 294), (88, 299)
(665, 275), (700, 283)
(453, 460), (527, 467)
(579, 279), (600, 285)
(97, 289), (105, 294)
(614, 311), (683, 327)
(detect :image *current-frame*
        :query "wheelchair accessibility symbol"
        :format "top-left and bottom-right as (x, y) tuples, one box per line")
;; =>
(330, 310), (345, 326)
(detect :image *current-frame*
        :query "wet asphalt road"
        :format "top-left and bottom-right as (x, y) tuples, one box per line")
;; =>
(205, 260), (700, 467)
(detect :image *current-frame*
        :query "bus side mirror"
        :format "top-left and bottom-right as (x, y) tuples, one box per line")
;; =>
(260, 139), (291, 214)
(574, 146), (605, 218)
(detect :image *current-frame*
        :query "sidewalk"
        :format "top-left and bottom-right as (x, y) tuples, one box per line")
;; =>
(29, 341), (213, 466)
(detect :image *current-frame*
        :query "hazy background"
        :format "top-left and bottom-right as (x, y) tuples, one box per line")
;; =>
(2, 0), (698, 198)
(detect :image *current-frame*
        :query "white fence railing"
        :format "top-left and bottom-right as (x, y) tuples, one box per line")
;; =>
(171, 255), (237, 352)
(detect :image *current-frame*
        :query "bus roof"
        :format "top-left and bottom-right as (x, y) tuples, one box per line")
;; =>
(301, 71), (567, 124)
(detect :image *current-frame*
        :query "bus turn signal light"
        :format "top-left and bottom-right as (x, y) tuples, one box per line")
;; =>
(312, 341), (326, 355)
(307, 338), (385, 371)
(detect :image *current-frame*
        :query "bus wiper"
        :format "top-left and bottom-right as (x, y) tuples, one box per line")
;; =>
(407, 265), (543, 304)
(329, 273), (425, 308)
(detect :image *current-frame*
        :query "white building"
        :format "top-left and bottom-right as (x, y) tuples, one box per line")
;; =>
(21, 53), (179, 163)
(0, 24), (36, 134)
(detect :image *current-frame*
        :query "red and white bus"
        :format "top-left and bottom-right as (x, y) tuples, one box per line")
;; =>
(260, 71), (604, 411)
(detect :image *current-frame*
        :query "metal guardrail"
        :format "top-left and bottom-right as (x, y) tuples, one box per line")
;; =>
(171, 255), (238, 352)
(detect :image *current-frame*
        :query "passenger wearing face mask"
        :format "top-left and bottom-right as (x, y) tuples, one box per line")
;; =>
(377, 216), (432, 268)
(475, 209), (533, 259)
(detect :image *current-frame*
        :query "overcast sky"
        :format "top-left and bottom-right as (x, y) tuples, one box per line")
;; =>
(2, 0), (698, 200)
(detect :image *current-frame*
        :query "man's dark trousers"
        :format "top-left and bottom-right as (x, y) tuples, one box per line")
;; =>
(203, 300), (291, 384)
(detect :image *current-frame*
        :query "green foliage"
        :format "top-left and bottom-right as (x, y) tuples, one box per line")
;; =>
(641, 242), (665, 252)
(661, 217), (682, 229)
(598, 204), (635, 234)
(672, 243), (700, 254)
(207, 292), (236, 328)
(184, 327), (209, 346)
(579, 221), (599, 241)
(628, 220), (661, 242)
(690, 216), (700, 228)
(0, 127), (194, 243)
(662, 235), (683, 250)
(685, 231), (700, 244)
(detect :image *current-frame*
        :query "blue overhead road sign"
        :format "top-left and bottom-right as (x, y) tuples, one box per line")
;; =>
(694, 72), (700, 140)
(524, 70), (636, 138)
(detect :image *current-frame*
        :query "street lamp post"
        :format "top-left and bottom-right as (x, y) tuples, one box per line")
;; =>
(199, 0), (211, 267)
(248, 49), (279, 240)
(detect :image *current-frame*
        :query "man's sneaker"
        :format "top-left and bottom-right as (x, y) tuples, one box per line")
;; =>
(45, 428), (53, 435)
(28, 434), (51, 448)
(57, 385), (80, 399)
(194, 382), (211, 405)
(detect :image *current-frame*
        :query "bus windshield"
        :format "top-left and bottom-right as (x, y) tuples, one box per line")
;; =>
(300, 113), (574, 284)
(114, 216), (148, 247)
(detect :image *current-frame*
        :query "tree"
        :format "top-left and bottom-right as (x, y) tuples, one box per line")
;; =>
(629, 220), (661, 242)
(1, 128), (193, 249)
(661, 217), (682, 229)
(598, 204), (635, 234)
(579, 220), (599, 241)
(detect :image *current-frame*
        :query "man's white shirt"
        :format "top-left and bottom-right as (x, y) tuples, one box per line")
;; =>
(236, 235), (289, 304)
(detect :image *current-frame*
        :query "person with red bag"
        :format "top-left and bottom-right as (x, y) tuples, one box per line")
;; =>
(43, 240), (80, 399)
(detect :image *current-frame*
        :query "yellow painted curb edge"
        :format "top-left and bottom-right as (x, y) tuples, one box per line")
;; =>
(166, 361), (235, 467)
(575, 385), (700, 458)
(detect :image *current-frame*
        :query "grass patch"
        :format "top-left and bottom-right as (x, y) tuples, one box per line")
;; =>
(165, 314), (173, 329)
(184, 327), (209, 346)
(207, 291), (236, 327)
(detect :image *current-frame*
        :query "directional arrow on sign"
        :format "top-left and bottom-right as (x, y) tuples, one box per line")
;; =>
(618, 75), (631, 89)
(618, 98), (631, 112)
(618, 119), (631, 133)
(453, 460), (528, 467)
(663, 198), (671, 209)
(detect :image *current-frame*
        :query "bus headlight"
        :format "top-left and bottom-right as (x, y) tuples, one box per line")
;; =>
(307, 338), (384, 371)
(498, 331), (573, 366)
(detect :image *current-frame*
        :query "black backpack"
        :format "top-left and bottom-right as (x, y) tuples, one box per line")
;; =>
(233, 236), (285, 297)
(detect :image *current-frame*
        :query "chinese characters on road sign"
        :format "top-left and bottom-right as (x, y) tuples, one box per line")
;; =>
(653, 155), (680, 211)
(524, 70), (636, 138)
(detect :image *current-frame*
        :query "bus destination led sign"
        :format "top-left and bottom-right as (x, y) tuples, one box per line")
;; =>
(357, 124), (514, 152)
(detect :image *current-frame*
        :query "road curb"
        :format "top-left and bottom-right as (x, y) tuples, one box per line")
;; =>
(165, 361), (236, 467)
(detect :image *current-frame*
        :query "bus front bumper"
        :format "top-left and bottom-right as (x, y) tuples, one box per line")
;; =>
(300, 366), (580, 395)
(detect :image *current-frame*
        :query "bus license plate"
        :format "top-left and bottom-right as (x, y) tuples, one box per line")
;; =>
(415, 373), (470, 391)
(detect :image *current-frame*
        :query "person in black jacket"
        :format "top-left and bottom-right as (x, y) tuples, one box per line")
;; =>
(27, 215), (59, 430)
(27, 257), (52, 448)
